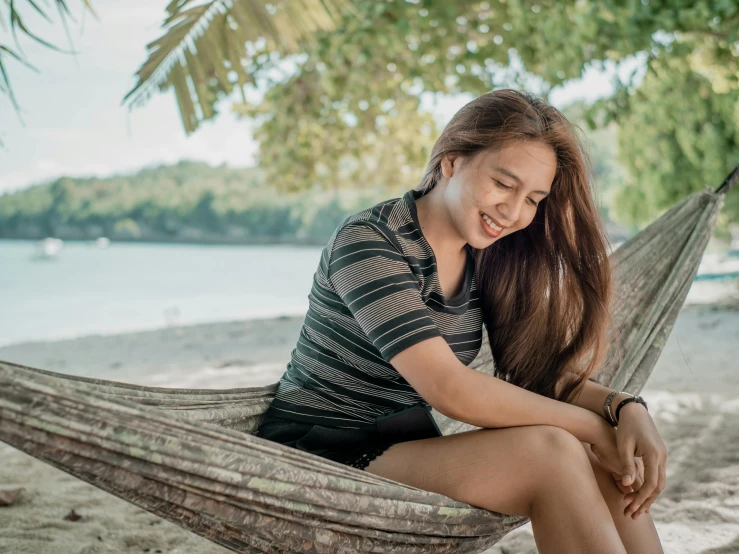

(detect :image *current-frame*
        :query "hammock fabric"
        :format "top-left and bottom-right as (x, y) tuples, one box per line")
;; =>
(1, 167), (737, 554)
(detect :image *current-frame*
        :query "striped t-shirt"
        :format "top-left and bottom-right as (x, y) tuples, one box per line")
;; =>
(265, 188), (483, 428)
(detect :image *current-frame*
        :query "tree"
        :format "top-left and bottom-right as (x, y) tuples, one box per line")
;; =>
(589, 34), (738, 232)
(1, 0), (350, 116)
(4, 1), (738, 229)
(1, 0), (97, 116)
(126, 1), (738, 231)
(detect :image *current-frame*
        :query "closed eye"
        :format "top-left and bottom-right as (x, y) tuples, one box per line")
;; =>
(494, 180), (539, 206)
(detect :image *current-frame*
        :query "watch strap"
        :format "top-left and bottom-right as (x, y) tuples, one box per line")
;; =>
(615, 396), (648, 423)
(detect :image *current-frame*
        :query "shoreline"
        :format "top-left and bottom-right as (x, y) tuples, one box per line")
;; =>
(0, 315), (306, 389)
(1, 298), (738, 393)
(0, 311), (309, 350)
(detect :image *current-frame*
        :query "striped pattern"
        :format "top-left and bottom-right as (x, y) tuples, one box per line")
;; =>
(266, 189), (483, 428)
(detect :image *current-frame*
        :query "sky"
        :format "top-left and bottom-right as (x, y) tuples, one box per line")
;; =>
(0, 0), (644, 195)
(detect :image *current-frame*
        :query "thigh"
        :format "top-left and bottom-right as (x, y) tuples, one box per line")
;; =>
(364, 424), (593, 517)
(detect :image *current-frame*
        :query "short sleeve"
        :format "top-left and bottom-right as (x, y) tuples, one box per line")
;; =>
(327, 222), (442, 362)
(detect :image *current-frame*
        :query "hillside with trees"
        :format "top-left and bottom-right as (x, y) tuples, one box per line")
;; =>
(0, 161), (403, 245)
(0, 98), (637, 245)
(0, 100), (638, 246)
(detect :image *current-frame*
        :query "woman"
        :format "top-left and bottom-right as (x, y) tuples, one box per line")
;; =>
(256, 89), (667, 553)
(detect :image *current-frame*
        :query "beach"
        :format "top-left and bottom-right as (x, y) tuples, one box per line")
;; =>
(1, 297), (738, 553)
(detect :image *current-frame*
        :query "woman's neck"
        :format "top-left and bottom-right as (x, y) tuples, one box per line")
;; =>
(415, 185), (468, 262)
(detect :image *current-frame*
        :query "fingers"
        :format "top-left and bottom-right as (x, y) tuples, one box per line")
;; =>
(613, 458), (643, 495)
(611, 472), (633, 495)
(637, 451), (667, 517)
(623, 451), (666, 518)
(617, 437), (637, 487)
(624, 455), (656, 517)
(633, 457), (645, 490)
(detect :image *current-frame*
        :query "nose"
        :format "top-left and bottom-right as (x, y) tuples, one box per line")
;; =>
(497, 194), (526, 225)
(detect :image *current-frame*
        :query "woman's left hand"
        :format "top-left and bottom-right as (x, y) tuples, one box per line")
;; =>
(614, 403), (668, 519)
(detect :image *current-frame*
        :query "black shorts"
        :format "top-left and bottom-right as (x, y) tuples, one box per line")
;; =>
(255, 415), (395, 471)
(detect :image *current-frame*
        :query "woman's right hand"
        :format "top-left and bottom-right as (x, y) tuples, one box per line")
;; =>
(588, 420), (647, 502)
(589, 420), (623, 475)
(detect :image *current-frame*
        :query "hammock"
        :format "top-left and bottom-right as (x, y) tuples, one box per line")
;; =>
(1, 167), (737, 554)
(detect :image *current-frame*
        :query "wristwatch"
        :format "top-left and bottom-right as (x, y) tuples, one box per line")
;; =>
(603, 391), (648, 427)
(615, 395), (648, 424)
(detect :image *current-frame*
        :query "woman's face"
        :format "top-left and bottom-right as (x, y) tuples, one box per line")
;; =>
(440, 141), (556, 249)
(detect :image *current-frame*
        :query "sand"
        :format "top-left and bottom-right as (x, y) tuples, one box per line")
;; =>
(1, 299), (738, 553)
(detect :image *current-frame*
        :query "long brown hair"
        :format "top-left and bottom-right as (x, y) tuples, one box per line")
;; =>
(416, 89), (614, 403)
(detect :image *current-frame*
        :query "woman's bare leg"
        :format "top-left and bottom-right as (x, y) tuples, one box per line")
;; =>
(365, 425), (626, 554)
(582, 443), (664, 554)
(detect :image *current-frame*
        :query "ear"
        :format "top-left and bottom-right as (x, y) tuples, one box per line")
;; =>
(440, 154), (460, 178)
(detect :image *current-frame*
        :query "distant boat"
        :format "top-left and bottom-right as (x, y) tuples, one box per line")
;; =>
(31, 238), (64, 261)
(95, 237), (110, 249)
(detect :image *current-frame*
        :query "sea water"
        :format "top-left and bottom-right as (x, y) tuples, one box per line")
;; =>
(0, 239), (323, 347)
(1, 239), (735, 347)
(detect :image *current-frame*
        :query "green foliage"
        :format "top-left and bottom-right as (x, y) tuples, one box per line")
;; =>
(5, 0), (738, 232)
(0, 161), (403, 244)
(596, 48), (739, 232)
(172, 0), (739, 228)
(124, 0), (352, 133)
(561, 101), (624, 210)
(1, 0), (96, 122)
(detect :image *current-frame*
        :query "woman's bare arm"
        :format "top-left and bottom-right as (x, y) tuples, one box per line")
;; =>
(568, 378), (638, 419)
(390, 336), (608, 444)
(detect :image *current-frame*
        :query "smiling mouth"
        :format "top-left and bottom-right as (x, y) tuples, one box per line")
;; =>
(480, 212), (506, 232)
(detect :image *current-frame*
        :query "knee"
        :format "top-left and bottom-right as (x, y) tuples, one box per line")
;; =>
(524, 425), (591, 474)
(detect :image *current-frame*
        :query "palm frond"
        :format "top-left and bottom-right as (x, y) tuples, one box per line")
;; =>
(0, 44), (35, 69)
(123, 0), (353, 133)
(22, 0), (54, 24)
(1, 0), (96, 113)
(0, 51), (22, 113)
(79, 0), (96, 18)
(9, 0), (78, 54)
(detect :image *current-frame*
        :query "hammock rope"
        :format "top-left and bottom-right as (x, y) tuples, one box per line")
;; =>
(0, 167), (736, 553)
